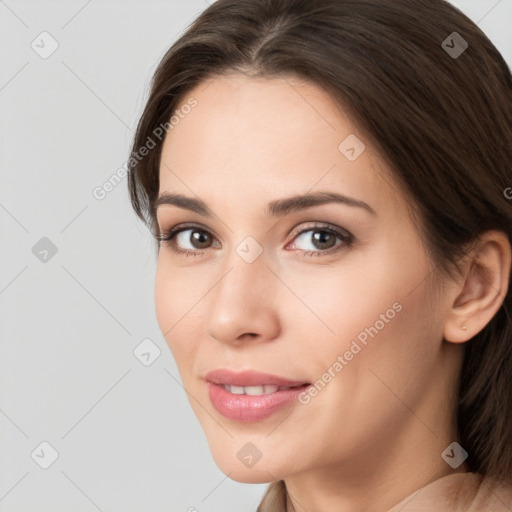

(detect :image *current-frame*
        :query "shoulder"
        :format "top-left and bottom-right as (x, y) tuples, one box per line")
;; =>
(474, 473), (512, 511)
(388, 472), (512, 512)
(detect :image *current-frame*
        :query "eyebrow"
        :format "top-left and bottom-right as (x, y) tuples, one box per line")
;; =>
(153, 190), (377, 218)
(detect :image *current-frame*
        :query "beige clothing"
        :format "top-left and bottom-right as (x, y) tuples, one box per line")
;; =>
(257, 472), (512, 511)
(389, 472), (512, 512)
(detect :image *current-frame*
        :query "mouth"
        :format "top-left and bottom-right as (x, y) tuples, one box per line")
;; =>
(204, 369), (311, 422)
(206, 382), (311, 422)
(218, 383), (309, 395)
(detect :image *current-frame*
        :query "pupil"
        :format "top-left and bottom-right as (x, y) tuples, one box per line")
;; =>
(313, 231), (334, 249)
(193, 231), (210, 248)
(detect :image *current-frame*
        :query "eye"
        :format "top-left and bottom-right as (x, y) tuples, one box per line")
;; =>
(289, 223), (353, 257)
(157, 224), (218, 258)
(156, 222), (353, 258)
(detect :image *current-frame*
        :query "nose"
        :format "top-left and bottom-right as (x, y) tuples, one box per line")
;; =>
(204, 251), (281, 346)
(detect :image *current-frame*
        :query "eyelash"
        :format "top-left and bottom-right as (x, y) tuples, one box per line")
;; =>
(156, 222), (354, 259)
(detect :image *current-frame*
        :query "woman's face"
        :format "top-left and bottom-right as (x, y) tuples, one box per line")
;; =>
(154, 73), (460, 483)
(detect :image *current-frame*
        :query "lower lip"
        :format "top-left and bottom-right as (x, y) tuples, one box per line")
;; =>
(206, 382), (309, 422)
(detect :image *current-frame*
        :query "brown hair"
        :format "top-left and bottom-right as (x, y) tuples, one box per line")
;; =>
(127, 0), (512, 506)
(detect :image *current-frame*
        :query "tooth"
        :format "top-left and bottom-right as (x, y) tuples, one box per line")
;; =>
(222, 384), (285, 395)
(244, 385), (265, 395)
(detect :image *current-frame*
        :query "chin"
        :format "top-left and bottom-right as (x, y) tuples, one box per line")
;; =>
(208, 445), (291, 484)
(218, 465), (277, 484)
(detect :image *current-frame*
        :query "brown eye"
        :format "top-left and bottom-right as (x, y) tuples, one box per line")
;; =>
(158, 227), (214, 249)
(290, 224), (353, 257)
(182, 229), (212, 249)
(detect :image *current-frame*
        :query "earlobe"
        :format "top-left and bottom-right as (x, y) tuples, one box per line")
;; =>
(443, 230), (511, 344)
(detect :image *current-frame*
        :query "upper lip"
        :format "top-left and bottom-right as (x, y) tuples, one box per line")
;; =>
(205, 369), (309, 387)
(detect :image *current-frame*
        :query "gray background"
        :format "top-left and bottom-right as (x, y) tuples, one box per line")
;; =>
(1, 1), (511, 511)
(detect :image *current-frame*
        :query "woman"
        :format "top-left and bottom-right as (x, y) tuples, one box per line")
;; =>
(127, 0), (512, 510)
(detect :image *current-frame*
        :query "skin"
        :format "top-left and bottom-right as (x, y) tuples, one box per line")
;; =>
(154, 73), (511, 512)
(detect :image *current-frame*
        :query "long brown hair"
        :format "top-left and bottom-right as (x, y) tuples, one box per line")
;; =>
(127, 0), (512, 506)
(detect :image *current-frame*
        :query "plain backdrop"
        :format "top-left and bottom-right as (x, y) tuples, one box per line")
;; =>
(1, 1), (511, 511)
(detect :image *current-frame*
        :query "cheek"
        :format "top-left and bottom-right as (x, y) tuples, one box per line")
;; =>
(276, 252), (408, 348)
(154, 256), (201, 333)
(290, 246), (436, 398)
(302, 267), (439, 425)
(154, 260), (202, 370)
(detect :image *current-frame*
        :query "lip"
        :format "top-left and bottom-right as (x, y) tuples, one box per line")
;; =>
(206, 382), (309, 422)
(204, 369), (309, 388)
(205, 369), (310, 422)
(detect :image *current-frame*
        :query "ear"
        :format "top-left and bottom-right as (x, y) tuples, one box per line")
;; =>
(443, 230), (511, 343)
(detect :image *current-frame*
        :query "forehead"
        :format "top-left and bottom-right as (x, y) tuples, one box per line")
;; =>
(158, 73), (403, 218)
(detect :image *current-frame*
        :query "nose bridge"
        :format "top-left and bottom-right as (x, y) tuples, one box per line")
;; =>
(204, 238), (279, 342)
(216, 238), (271, 306)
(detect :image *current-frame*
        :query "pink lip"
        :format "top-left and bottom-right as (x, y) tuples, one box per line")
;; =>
(205, 369), (310, 422)
(204, 369), (308, 388)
